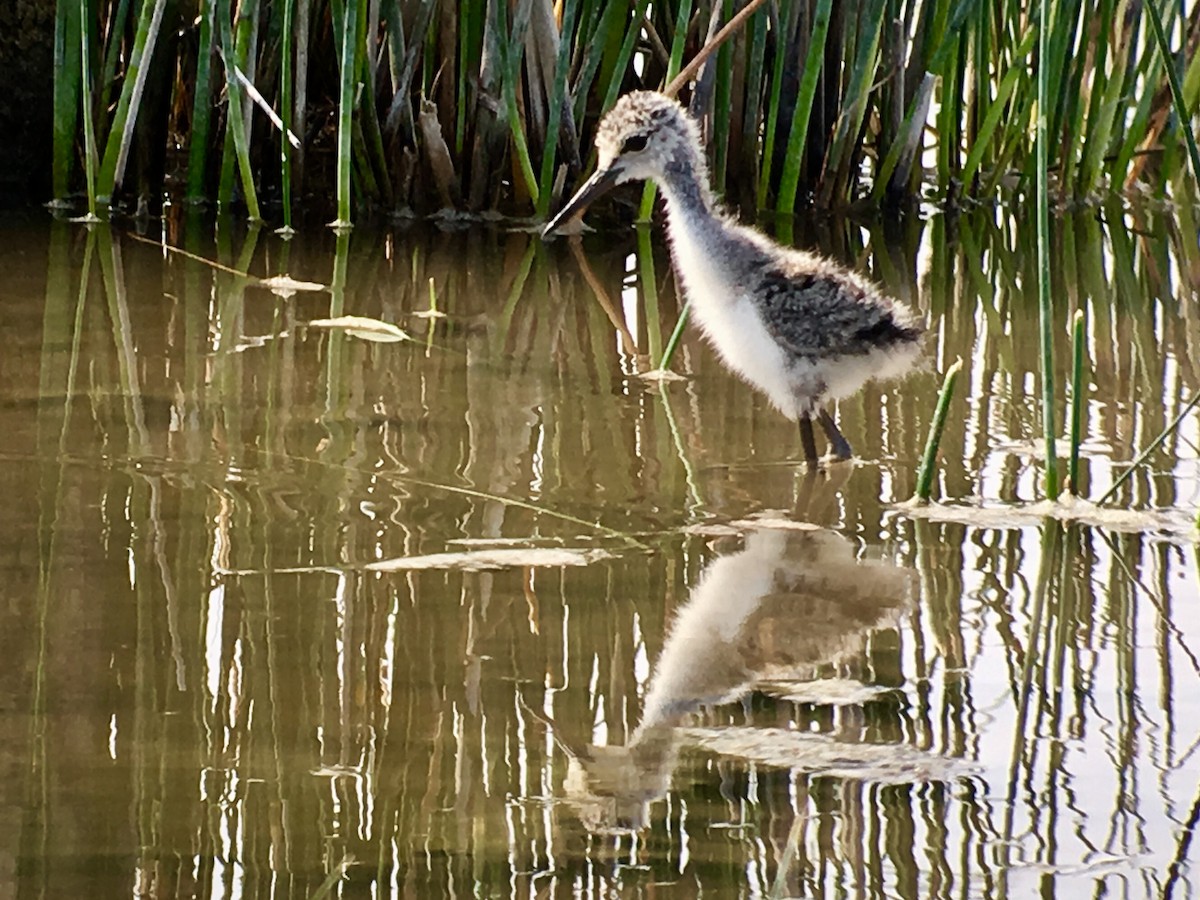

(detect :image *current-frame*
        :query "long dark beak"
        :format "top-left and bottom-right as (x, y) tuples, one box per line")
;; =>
(542, 165), (622, 237)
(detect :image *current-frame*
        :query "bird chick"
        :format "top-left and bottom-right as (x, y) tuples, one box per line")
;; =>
(545, 91), (924, 467)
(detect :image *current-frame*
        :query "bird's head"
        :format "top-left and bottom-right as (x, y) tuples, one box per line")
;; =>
(543, 92), (699, 235)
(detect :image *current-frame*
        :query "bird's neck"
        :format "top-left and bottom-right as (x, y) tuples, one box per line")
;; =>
(655, 142), (715, 218)
(655, 145), (752, 298)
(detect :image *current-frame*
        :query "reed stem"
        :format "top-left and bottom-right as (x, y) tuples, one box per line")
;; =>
(185, 0), (216, 204)
(79, 0), (99, 220)
(279, 0), (296, 231)
(656, 301), (690, 372)
(96, 0), (168, 202)
(1067, 309), (1087, 495)
(332, 0), (357, 227)
(535, 0), (579, 218)
(51, 1), (80, 202)
(46, 0), (1200, 214)
(1145, 0), (1200, 192)
(776, 0), (832, 214)
(217, 2), (262, 220)
(1036, 0), (1060, 499)
(913, 358), (963, 503)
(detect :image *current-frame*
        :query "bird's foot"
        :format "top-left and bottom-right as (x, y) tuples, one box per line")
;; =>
(825, 441), (854, 463)
(816, 409), (854, 462)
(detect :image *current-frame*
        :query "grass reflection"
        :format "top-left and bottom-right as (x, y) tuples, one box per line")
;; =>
(9, 208), (1200, 897)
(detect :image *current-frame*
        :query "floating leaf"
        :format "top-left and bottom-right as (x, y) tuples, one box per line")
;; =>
(307, 316), (411, 343)
(636, 368), (688, 383)
(366, 547), (615, 572)
(897, 497), (1197, 536)
(684, 513), (820, 537)
(258, 274), (327, 297)
(446, 537), (568, 548)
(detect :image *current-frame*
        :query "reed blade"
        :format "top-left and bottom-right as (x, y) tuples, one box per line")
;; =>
(656, 301), (690, 372)
(914, 358), (963, 503)
(186, 0), (217, 203)
(96, 0), (168, 202)
(279, 0), (296, 229)
(1146, 0), (1200, 193)
(49, 0), (1200, 216)
(1067, 309), (1087, 494)
(79, 0), (99, 219)
(216, 1), (262, 221)
(332, 0), (358, 227)
(1037, 0), (1059, 500)
(52, 0), (81, 202)
(535, 0), (580, 217)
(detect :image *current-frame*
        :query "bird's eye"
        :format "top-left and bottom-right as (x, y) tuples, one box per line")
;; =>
(621, 134), (649, 154)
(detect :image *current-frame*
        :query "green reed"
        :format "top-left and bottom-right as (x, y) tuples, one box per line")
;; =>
(1146, 0), (1200, 193)
(78, 0), (99, 221)
(48, 0), (1200, 221)
(50, 1), (79, 202)
(278, 0), (296, 231)
(775, 0), (832, 215)
(1036, 0), (1059, 500)
(185, 0), (217, 205)
(1067, 310), (1087, 495)
(95, 0), (167, 203)
(331, 0), (356, 227)
(914, 358), (963, 502)
(216, 0), (261, 221)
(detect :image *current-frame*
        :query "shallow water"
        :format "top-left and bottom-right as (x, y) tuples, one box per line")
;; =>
(3, 206), (1200, 898)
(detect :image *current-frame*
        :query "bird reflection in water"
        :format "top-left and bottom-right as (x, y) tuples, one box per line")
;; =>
(536, 521), (920, 834)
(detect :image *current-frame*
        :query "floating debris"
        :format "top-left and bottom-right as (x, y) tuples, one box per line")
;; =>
(258, 274), (326, 297)
(683, 512), (821, 537)
(231, 332), (289, 352)
(366, 546), (616, 572)
(636, 368), (688, 383)
(446, 536), (569, 548)
(681, 726), (978, 783)
(761, 678), (898, 706)
(898, 495), (1198, 536)
(307, 316), (411, 343)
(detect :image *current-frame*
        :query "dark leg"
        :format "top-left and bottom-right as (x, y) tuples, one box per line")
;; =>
(799, 414), (819, 469)
(817, 408), (853, 461)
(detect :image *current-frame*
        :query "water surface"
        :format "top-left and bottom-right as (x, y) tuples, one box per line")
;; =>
(3, 207), (1200, 897)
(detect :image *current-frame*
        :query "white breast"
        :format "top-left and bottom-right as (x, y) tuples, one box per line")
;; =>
(667, 214), (798, 418)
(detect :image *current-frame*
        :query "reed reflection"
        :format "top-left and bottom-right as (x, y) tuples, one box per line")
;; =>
(548, 522), (924, 834)
(7, 206), (1200, 897)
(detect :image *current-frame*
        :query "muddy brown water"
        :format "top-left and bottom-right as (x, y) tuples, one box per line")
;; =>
(3, 208), (1200, 898)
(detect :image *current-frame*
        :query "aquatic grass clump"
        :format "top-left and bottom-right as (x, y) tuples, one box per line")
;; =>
(49, 0), (1200, 223)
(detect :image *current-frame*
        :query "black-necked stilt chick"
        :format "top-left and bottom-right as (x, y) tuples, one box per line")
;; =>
(544, 91), (925, 468)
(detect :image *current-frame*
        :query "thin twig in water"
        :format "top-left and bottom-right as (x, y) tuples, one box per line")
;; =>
(124, 231), (254, 278)
(1098, 389), (1200, 505)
